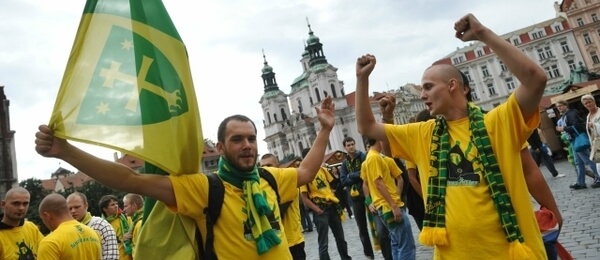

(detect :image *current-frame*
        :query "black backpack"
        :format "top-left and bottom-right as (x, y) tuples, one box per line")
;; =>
(196, 168), (293, 260)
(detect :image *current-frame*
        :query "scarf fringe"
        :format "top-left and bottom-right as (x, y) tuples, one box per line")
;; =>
(256, 229), (282, 255)
(418, 227), (449, 246)
(509, 241), (534, 260)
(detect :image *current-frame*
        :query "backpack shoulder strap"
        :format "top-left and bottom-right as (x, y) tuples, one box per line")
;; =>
(196, 173), (224, 260)
(258, 168), (293, 219)
(258, 168), (280, 204)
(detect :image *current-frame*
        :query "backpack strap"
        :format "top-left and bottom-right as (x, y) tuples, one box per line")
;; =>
(196, 173), (224, 260)
(258, 168), (291, 219)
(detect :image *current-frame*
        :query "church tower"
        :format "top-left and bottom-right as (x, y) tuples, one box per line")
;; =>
(258, 51), (290, 159)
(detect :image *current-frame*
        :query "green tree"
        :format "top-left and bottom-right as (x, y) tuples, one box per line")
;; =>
(19, 178), (50, 234)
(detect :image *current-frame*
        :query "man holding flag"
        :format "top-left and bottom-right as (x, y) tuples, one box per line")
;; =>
(34, 0), (339, 259)
(48, 5), (206, 258)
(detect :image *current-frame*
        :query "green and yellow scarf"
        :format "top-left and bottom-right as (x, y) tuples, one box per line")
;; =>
(217, 156), (281, 255)
(81, 212), (93, 225)
(420, 102), (533, 259)
(104, 211), (132, 254)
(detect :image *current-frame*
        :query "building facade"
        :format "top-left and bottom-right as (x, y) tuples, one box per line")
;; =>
(0, 86), (17, 200)
(559, 0), (600, 74)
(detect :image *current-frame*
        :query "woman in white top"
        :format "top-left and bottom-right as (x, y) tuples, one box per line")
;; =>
(581, 94), (600, 173)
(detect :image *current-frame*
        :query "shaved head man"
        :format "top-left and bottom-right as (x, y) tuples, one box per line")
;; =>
(0, 187), (44, 260)
(38, 193), (102, 259)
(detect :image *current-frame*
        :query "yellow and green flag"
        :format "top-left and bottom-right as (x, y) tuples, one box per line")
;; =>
(50, 0), (202, 259)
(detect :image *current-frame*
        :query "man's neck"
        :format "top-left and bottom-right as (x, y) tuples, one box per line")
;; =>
(1, 217), (22, 227)
(347, 150), (357, 159)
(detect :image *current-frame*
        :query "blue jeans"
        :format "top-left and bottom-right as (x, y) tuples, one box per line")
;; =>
(313, 205), (351, 260)
(379, 207), (416, 260)
(575, 149), (600, 185)
(373, 212), (392, 260)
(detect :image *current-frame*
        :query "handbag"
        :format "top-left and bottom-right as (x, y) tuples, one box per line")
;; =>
(571, 127), (590, 153)
(589, 125), (600, 162)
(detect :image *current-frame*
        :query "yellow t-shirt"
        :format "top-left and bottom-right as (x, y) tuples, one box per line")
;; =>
(107, 215), (132, 260)
(168, 168), (297, 260)
(37, 219), (101, 260)
(360, 150), (404, 209)
(384, 94), (545, 259)
(131, 220), (142, 257)
(281, 190), (304, 247)
(405, 160), (417, 170)
(299, 167), (338, 203)
(0, 220), (44, 260)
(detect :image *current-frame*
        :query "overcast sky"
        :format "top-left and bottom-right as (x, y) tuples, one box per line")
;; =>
(1, 0), (559, 181)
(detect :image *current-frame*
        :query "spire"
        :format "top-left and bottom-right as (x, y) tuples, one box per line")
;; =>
(303, 18), (327, 67)
(260, 49), (279, 93)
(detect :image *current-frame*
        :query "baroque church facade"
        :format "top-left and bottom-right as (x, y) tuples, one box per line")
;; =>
(259, 24), (378, 161)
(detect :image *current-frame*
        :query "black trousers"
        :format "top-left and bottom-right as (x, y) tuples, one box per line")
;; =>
(289, 241), (306, 260)
(351, 197), (374, 257)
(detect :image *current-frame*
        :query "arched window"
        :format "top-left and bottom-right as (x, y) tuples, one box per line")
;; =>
(267, 112), (271, 124)
(274, 113), (279, 122)
(280, 108), (288, 121)
(330, 84), (337, 98)
(315, 88), (321, 102)
(297, 98), (303, 113)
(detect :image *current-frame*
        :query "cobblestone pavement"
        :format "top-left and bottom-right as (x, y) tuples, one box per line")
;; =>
(304, 159), (600, 259)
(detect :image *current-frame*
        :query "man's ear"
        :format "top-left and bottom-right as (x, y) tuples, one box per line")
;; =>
(216, 142), (224, 155)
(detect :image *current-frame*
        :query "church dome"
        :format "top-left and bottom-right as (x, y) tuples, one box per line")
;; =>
(262, 63), (273, 74)
(306, 33), (320, 45)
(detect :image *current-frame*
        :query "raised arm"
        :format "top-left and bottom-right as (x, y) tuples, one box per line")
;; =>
(355, 54), (388, 142)
(520, 148), (562, 229)
(454, 13), (547, 121)
(35, 125), (176, 207)
(297, 96), (335, 186)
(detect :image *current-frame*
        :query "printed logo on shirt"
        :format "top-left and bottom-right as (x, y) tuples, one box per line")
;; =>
(16, 239), (36, 260)
(447, 143), (480, 187)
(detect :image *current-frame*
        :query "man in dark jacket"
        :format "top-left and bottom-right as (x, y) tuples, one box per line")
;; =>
(528, 129), (565, 178)
(340, 137), (374, 259)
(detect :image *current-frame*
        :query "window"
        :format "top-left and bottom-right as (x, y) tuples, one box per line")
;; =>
(280, 108), (287, 121)
(471, 91), (479, 101)
(481, 65), (490, 77)
(531, 30), (544, 40)
(487, 83), (497, 96)
(537, 46), (553, 60)
(463, 71), (472, 82)
(544, 65), (561, 78)
(499, 61), (507, 71)
(330, 84), (337, 98)
(584, 33), (593, 45)
(577, 18), (584, 26)
(568, 60), (576, 71)
(544, 46), (554, 58)
(452, 56), (465, 64)
(274, 113), (278, 122)
(297, 98), (303, 113)
(267, 112), (271, 124)
(512, 38), (521, 45)
(314, 88), (321, 102)
(560, 41), (571, 53)
(598, 28), (600, 37)
(592, 51), (600, 64)
(537, 48), (547, 60)
(476, 50), (484, 57)
(554, 25), (562, 32)
(505, 77), (516, 91)
(592, 13), (598, 22)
